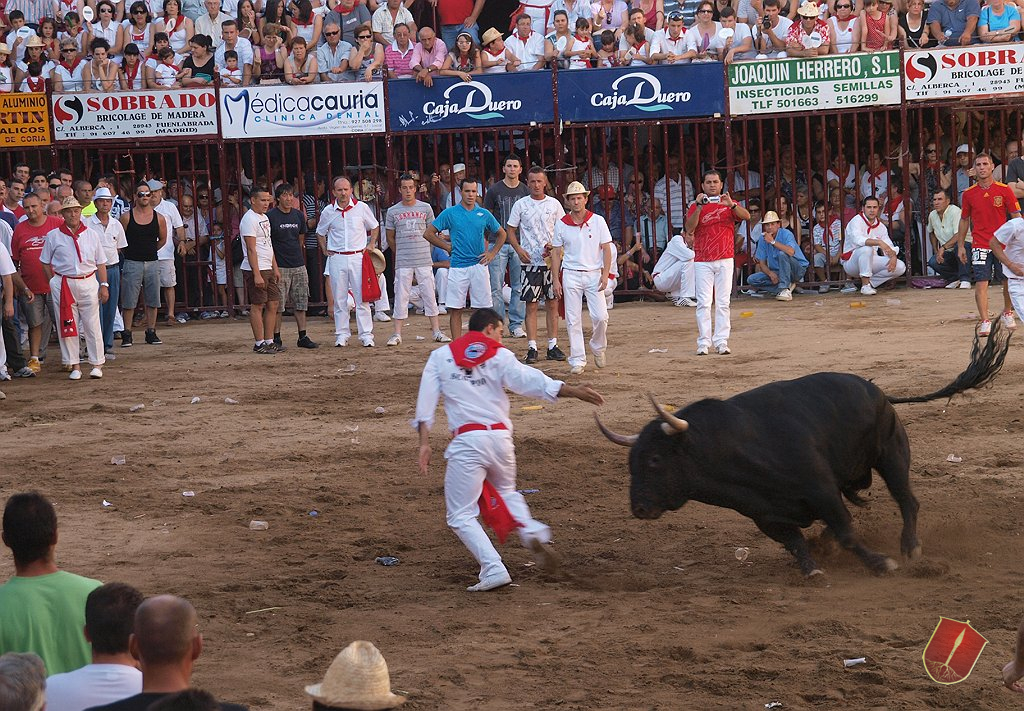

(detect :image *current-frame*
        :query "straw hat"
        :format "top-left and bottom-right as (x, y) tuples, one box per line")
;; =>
(24, 35), (45, 48)
(797, 2), (820, 17)
(481, 27), (502, 46)
(305, 641), (405, 710)
(760, 210), (781, 224)
(563, 181), (590, 197)
(368, 248), (386, 275)
(60, 196), (83, 211)
(0, 44), (10, 54)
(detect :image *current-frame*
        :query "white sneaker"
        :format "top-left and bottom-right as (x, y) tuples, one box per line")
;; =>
(69, 369), (82, 381)
(696, 345), (709, 356)
(104, 352), (117, 361)
(432, 331), (452, 343)
(569, 365), (585, 375)
(466, 570), (512, 592)
(594, 351), (606, 368)
(959, 281), (972, 289)
(438, 307), (447, 315)
(89, 367), (103, 379)
(512, 327), (527, 338)
(978, 319), (992, 337)
(776, 288), (793, 302)
(386, 334), (401, 346)
(840, 283), (858, 294)
(1001, 311), (1018, 331)
(944, 281), (959, 289)
(361, 339), (375, 347)
(672, 296), (698, 307)
(860, 284), (877, 296)
(373, 312), (392, 322)
(716, 343), (731, 355)
(335, 337), (349, 347)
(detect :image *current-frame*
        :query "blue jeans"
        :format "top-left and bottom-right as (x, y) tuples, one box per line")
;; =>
(441, 23), (479, 52)
(488, 243), (524, 329)
(928, 248), (970, 283)
(99, 264), (121, 352)
(747, 255), (806, 294)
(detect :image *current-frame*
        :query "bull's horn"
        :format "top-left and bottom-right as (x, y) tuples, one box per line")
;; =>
(594, 413), (639, 447)
(649, 393), (689, 434)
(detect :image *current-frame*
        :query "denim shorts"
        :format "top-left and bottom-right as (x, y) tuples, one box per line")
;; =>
(971, 248), (1003, 284)
(120, 260), (161, 309)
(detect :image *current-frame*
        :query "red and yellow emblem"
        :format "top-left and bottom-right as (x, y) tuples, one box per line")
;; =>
(922, 617), (988, 685)
(994, 195), (1005, 208)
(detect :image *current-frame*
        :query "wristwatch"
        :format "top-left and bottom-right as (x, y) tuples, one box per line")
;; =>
(100, 282), (109, 287)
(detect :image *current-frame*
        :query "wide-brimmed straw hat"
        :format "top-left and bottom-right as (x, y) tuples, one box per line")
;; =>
(60, 196), (83, 211)
(797, 2), (820, 17)
(760, 210), (781, 224)
(24, 35), (45, 48)
(481, 27), (502, 46)
(305, 641), (406, 710)
(368, 248), (386, 275)
(0, 43), (10, 54)
(564, 181), (590, 197)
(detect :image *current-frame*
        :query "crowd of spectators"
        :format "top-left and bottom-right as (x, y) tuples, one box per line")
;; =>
(0, 0), (1017, 92)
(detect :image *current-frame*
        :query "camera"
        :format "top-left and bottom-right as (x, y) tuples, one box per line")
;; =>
(762, 15), (772, 29)
(701, 195), (722, 205)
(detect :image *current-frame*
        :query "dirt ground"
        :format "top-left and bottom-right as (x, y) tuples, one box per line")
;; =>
(3, 286), (1024, 710)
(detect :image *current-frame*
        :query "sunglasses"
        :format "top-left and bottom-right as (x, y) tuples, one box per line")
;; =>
(668, 11), (684, 20)
(357, 33), (371, 38)
(324, 30), (339, 35)
(132, 8), (146, 13)
(99, 6), (112, 11)
(926, 148), (937, 153)
(835, 3), (851, 6)
(49, 183), (61, 189)
(136, 191), (151, 197)
(697, 8), (713, 12)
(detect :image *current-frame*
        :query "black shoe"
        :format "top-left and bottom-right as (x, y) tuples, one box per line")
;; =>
(524, 347), (538, 364)
(546, 345), (567, 361)
(297, 335), (319, 349)
(272, 338), (286, 352)
(113, 331), (122, 341)
(120, 330), (133, 348)
(145, 329), (162, 345)
(253, 343), (274, 354)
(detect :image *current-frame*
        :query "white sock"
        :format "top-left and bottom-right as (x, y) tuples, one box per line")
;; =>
(548, 338), (557, 349)
(528, 340), (537, 350)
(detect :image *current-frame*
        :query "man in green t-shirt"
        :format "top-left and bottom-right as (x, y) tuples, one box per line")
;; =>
(0, 492), (102, 674)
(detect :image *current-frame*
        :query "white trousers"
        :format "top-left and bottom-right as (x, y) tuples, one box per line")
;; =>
(49, 275), (104, 367)
(435, 268), (449, 305)
(394, 266), (439, 320)
(445, 431), (551, 582)
(327, 253), (373, 342)
(694, 258), (733, 349)
(374, 273), (390, 312)
(842, 246), (907, 287)
(562, 269), (608, 367)
(652, 252), (695, 298)
(1007, 278), (1024, 318)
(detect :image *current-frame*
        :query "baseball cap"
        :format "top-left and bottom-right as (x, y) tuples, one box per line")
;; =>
(146, 178), (164, 191)
(956, 144), (970, 154)
(452, 163), (467, 174)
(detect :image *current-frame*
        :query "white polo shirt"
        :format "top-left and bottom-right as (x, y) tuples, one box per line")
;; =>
(843, 212), (893, 258)
(552, 211), (612, 271)
(316, 199), (379, 253)
(239, 208), (273, 271)
(84, 214), (128, 267)
(505, 30), (546, 69)
(40, 223), (106, 276)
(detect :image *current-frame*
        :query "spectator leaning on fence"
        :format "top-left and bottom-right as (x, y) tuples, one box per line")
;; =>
(786, 2), (830, 56)
(928, 0), (979, 46)
(409, 26), (445, 86)
(317, 21), (350, 82)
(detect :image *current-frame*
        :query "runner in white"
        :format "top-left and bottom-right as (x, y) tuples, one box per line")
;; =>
(506, 166), (566, 364)
(652, 233), (697, 306)
(551, 181), (613, 375)
(414, 306), (604, 592)
(992, 216), (1024, 321)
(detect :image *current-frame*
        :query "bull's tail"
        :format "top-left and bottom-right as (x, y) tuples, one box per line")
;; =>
(888, 320), (1011, 404)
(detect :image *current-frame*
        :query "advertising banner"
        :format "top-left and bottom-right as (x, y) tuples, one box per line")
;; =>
(52, 89), (217, 142)
(0, 93), (51, 147)
(220, 82), (385, 139)
(905, 44), (1024, 101)
(558, 63), (726, 122)
(388, 72), (554, 132)
(728, 51), (901, 115)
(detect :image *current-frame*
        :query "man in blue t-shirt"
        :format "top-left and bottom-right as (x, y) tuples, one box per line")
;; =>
(928, 0), (981, 46)
(424, 178), (506, 338)
(746, 210), (808, 301)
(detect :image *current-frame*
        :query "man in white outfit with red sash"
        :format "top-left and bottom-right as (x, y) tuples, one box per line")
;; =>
(414, 307), (603, 591)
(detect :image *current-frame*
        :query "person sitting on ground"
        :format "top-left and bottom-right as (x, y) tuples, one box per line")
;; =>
(45, 583), (145, 711)
(746, 210), (808, 301)
(0, 652), (47, 711)
(305, 641), (406, 710)
(927, 188), (972, 288)
(0, 492), (102, 674)
(841, 195), (906, 295)
(652, 232), (696, 306)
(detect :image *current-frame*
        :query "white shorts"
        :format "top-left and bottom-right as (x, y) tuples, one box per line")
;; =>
(159, 259), (177, 288)
(445, 263), (492, 310)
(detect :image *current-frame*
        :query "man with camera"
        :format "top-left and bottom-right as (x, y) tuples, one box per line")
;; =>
(684, 170), (750, 356)
(754, 0), (793, 54)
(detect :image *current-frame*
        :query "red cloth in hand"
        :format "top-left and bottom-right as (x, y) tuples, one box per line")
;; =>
(58, 277), (78, 338)
(361, 251), (381, 303)
(479, 480), (523, 544)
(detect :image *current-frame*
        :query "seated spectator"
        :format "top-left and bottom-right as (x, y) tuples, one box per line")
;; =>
(180, 33), (216, 86)
(652, 232), (696, 306)
(0, 653), (46, 711)
(686, 2), (721, 61)
(90, 1), (124, 57)
(83, 595), (248, 711)
(811, 199), (842, 291)
(157, 0), (195, 54)
(371, 0), (415, 46)
(927, 188), (972, 288)
(215, 20), (253, 84)
(152, 46), (182, 86)
(620, 20), (655, 64)
(617, 6), (656, 49)
(118, 43), (146, 89)
(305, 641), (406, 710)
(859, 151), (889, 201)
(561, 17), (595, 68)
(325, 0), (370, 46)
(841, 196), (906, 295)
(16, 37), (55, 90)
(45, 583), (145, 711)
(317, 21), (351, 83)
(5, 11), (28, 63)
(860, 0), (895, 51)
(383, 22), (414, 78)
(592, 0), (629, 45)
(0, 492), (102, 675)
(830, 0), (860, 52)
(596, 29), (618, 65)
(0, 44), (13, 93)
(717, 7), (754, 62)
(284, 36), (317, 83)
(928, 0), (979, 46)
(440, 30), (479, 80)
(505, 13), (546, 70)
(651, 10), (687, 63)
(409, 26), (445, 86)
(480, 27), (513, 72)
(897, 0), (931, 47)
(218, 48), (243, 84)
(747, 210), (808, 300)
(253, 25), (285, 83)
(51, 38), (85, 91)
(39, 18), (61, 61)
(546, 9), (573, 68)
(348, 26), (383, 80)
(144, 32), (184, 81)
(194, 0), (230, 49)
(292, 0), (323, 46)
(122, 1), (155, 57)
(236, 0), (261, 46)
(787, 2), (831, 56)
(550, 0), (593, 35)
(978, 0), (1019, 43)
(61, 13), (91, 54)
(754, 0), (793, 54)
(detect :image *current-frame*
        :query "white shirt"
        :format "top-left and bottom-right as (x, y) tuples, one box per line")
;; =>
(370, 4), (413, 45)
(215, 37), (254, 67)
(239, 209), (273, 270)
(153, 199), (184, 260)
(553, 211), (612, 271)
(684, 22), (721, 57)
(860, 167), (889, 201)
(0, 241), (14, 278)
(84, 214), (128, 266)
(40, 224), (106, 276)
(843, 213), (893, 257)
(52, 59), (86, 90)
(195, 12), (231, 47)
(181, 211), (208, 243)
(505, 30), (546, 69)
(316, 199), (379, 253)
(507, 195), (565, 263)
(715, 22), (753, 59)
(652, 233), (694, 276)
(45, 664), (142, 711)
(413, 343), (562, 433)
(993, 217), (1024, 279)
(652, 28), (687, 58)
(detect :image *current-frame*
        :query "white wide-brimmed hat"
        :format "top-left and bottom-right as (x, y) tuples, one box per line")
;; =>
(564, 181), (590, 197)
(760, 210), (781, 224)
(305, 641), (406, 711)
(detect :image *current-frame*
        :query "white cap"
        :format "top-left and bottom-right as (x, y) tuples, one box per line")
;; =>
(94, 187), (114, 200)
(956, 144), (970, 154)
(146, 178), (164, 191)
(452, 163), (466, 174)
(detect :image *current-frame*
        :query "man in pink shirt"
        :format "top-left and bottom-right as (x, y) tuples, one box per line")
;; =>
(384, 23), (416, 78)
(410, 26), (447, 87)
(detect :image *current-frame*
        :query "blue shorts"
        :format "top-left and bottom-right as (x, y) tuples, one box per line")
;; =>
(971, 248), (1003, 284)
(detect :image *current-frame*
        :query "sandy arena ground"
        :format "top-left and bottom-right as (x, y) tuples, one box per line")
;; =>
(2, 286), (1024, 710)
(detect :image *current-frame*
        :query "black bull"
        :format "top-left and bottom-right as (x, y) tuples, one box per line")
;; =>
(596, 326), (1011, 576)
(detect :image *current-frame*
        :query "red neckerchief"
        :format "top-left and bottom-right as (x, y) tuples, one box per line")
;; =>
(335, 198), (358, 215)
(632, 40), (646, 52)
(123, 59), (141, 88)
(562, 210), (593, 227)
(485, 46), (504, 57)
(517, 30), (532, 42)
(60, 56), (83, 74)
(574, 33), (588, 42)
(131, 26), (146, 40)
(60, 220), (87, 261)
(25, 76), (45, 91)
(858, 212), (881, 231)
(449, 331), (504, 369)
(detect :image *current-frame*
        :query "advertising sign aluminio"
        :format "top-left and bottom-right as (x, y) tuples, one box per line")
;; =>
(905, 43), (1024, 101)
(388, 72), (554, 131)
(0, 93), (51, 147)
(728, 51), (900, 115)
(220, 83), (385, 139)
(557, 63), (725, 122)
(52, 88), (217, 141)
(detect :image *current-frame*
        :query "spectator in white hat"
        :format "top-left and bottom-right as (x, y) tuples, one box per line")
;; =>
(305, 641), (406, 710)
(84, 187), (127, 359)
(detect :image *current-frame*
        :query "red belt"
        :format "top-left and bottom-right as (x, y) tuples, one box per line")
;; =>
(56, 271), (95, 279)
(328, 250), (362, 255)
(454, 422), (509, 436)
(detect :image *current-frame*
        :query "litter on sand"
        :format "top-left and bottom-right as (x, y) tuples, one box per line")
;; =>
(648, 348), (668, 353)
(521, 405), (544, 411)
(129, 404), (145, 412)
(244, 607), (283, 615)
(190, 396), (201, 404)
(517, 488), (540, 495)
(224, 397), (239, 405)
(182, 491), (195, 497)
(765, 703), (783, 710)
(249, 520), (269, 530)
(375, 556), (400, 566)
(843, 658), (867, 668)
(102, 500), (113, 507)
(111, 455), (126, 465)
(946, 454), (963, 463)
(374, 407), (387, 414)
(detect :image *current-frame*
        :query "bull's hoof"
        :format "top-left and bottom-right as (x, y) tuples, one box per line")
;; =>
(905, 544), (923, 561)
(806, 568), (825, 578)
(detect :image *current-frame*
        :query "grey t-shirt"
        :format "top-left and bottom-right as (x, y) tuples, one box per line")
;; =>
(482, 180), (529, 241)
(325, 5), (371, 45)
(384, 199), (435, 269)
(1005, 157), (1024, 185)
